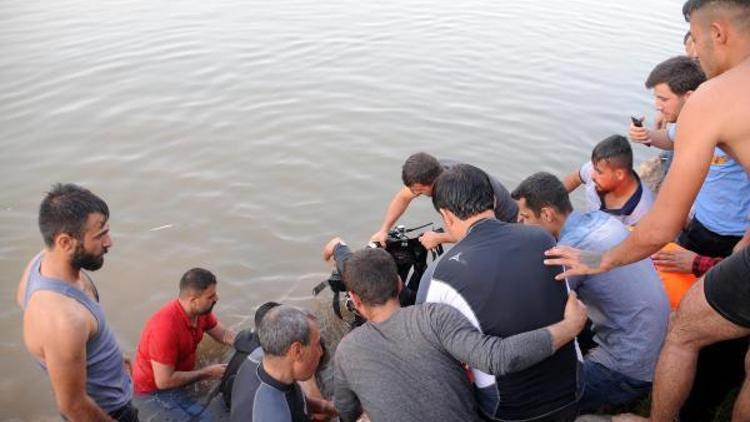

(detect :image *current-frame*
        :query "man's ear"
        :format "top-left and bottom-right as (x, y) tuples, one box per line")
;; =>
(711, 20), (728, 46)
(439, 208), (455, 227)
(684, 90), (694, 100)
(540, 207), (556, 223)
(348, 291), (364, 310)
(55, 232), (76, 253)
(615, 168), (627, 181)
(289, 341), (304, 361)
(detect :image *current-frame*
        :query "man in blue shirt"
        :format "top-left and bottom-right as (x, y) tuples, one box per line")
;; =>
(512, 172), (670, 412)
(629, 55), (750, 259)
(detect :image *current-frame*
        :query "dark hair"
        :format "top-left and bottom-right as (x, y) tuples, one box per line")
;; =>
(179, 267), (217, 294)
(511, 172), (573, 217)
(431, 164), (495, 220)
(645, 56), (706, 94)
(591, 135), (633, 170)
(38, 183), (109, 247)
(255, 301), (281, 327)
(683, 0), (750, 26)
(401, 152), (443, 187)
(342, 248), (399, 306)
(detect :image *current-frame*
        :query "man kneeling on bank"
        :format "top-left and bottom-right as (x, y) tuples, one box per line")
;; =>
(132, 268), (237, 419)
(325, 243), (588, 422)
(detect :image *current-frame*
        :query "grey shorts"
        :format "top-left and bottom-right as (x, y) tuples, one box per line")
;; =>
(704, 245), (750, 329)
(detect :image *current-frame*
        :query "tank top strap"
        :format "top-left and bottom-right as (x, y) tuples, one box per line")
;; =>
(24, 253), (104, 334)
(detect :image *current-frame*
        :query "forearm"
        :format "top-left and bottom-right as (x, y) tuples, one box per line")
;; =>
(648, 129), (674, 150)
(333, 385), (361, 422)
(155, 368), (210, 390)
(59, 395), (114, 421)
(378, 194), (411, 232)
(333, 243), (353, 274)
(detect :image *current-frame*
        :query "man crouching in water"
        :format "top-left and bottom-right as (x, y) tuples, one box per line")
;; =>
(16, 184), (136, 421)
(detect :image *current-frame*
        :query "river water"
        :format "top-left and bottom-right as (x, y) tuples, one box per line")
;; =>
(0, 0), (686, 419)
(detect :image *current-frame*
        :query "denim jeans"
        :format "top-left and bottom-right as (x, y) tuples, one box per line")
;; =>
(579, 360), (651, 413)
(133, 389), (213, 421)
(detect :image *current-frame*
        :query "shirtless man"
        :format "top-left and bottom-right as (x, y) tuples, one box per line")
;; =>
(544, 1), (750, 420)
(16, 184), (135, 421)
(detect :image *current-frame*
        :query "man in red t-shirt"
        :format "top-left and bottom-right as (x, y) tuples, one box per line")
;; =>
(132, 267), (236, 419)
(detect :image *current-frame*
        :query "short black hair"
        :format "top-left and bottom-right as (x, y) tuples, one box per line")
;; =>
(342, 248), (399, 306)
(255, 301), (281, 327)
(645, 56), (706, 95)
(401, 152), (443, 186)
(431, 164), (495, 220)
(591, 135), (633, 171)
(511, 172), (573, 217)
(179, 267), (217, 294)
(683, 0), (750, 29)
(38, 183), (110, 247)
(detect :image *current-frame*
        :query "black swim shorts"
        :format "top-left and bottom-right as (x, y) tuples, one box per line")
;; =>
(704, 245), (750, 328)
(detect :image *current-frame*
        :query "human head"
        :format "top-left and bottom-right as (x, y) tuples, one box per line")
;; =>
(683, 0), (750, 77)
(401, 152), (443, 196)
(254, 301), (281, 327)
(257, 305), (322, 381)
(511, 172), (573, 238)
(644, 56), (706, 123)
(342, 247), (400, 308)
(432, 163), (495, 220)
(38, 183), (111, 271)
(179, 268), (219, 316)
(589, 135), (634, 194)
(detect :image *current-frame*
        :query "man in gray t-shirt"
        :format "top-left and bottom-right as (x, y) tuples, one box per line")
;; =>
(370, 152), (518, 250)
(323, 239), (586, 422)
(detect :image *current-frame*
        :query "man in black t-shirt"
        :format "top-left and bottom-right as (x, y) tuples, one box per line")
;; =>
(370, 152), (518, 249)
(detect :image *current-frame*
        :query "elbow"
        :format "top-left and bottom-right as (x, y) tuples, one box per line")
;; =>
(153, 375), (173, 390)
(57, 397), (87, 420)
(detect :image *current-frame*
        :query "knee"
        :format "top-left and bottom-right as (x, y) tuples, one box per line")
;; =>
(664, 309), (709, 351)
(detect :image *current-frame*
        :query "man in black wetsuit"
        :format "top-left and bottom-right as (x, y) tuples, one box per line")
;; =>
(229, 306), (335, 422)
(422, 163), (582, 421)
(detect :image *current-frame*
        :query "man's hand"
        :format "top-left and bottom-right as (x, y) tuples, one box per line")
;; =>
(544, 246), (607, 280)
(549, 291), (587, 351)
(369, 230), (387, 248)
(202, 363), (227, 379)
(322, 237), (344, 262)
(123, 353), (133, 376)
(419, 230), (443, 250)
(628, 122), (652, 145)
(652, 245), (696, 273)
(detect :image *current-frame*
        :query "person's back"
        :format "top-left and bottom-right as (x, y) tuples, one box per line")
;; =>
(560, 211), (669, 382)
(428, 219), (579, 419)
(335, 304), (483, 422)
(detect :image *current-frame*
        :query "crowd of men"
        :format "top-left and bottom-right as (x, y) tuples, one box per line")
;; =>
(15, 0), (750, 421)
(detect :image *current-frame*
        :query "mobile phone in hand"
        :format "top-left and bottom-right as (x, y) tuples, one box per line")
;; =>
(631, 115), (644, 127)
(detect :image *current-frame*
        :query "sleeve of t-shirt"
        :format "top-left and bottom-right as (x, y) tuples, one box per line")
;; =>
(579, 161), (593, 185)
(333, 343), (362, 422)
(252, 387), (295, 422)
(429, 304), (554, 376)
(148, 321), (180, 366)
(666, 124), (677, 142)
(202, 312), (218, 331)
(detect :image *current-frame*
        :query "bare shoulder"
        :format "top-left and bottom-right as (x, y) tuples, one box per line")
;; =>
(24, 291), (96, 358)
(16, 252), (43, 308)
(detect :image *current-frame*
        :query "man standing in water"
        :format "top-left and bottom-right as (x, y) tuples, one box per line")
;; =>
(545, 1), (750, 419)
(16, 184), (136, 421)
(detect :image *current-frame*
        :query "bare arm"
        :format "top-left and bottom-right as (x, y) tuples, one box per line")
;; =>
(40, 301), (114, 421)
(562, 169), (583, 193)
(206, 321), (237, 346)
(629, 125), (675, 150)
(152, 360), (226, 390)
(370, 186), (417, 244)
